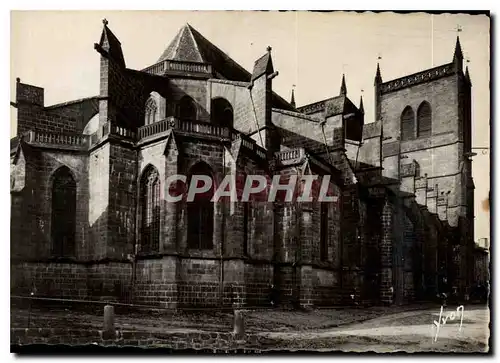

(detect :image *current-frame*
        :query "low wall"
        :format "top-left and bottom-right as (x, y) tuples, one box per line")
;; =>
(11, 328), (274, 352)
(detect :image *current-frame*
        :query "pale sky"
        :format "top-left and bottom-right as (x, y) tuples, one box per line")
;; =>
(10, 11), (490, 240)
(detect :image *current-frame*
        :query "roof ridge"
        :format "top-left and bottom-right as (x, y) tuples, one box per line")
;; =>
(45, 95), (100, 109)
(172, 26), (185, 60)
(186, 24), (205, 63)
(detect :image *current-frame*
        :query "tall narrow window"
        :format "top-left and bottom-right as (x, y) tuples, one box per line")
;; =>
(401, 106), (415, 141)
(417, 101), (432, 138)
(178, 96), (197, 121)
(145, 98), (158, 125)
(140, 166), (161, 254)
(51, 167), (76, 257)
(187, 163), (214, 250)
(320, 203), (329, 261)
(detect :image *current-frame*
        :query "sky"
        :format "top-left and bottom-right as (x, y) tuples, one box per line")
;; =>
(9, 10), (490, 241)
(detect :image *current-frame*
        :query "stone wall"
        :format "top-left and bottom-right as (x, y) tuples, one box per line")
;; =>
(11, 328), (265, 351)
(15, 81), (79, 136)
(10, 33), (474, 308)
(11, 262), (132, 301)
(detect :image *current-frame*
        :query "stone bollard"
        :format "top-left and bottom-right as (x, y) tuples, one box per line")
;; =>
(233, 309), (245, 341)
(103, 305), (115, 333)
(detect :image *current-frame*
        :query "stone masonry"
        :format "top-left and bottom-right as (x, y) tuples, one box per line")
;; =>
(10, 21), (475, 308)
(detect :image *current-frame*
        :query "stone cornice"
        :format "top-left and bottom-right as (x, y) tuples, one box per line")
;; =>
(380, 63), (455, 94)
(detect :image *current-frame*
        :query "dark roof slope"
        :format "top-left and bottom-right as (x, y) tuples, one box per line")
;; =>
(298, 94), (361, 117)
(99, 22), (125, 67)
(251, 52), (273, 81)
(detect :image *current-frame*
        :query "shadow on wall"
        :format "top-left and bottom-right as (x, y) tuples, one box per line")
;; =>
(167, 82), (209, 122)
(11, 205), (135, 303)
(277, 126), (334, 155)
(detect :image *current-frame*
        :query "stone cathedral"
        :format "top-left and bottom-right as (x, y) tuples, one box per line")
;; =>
(10, 20), (475, 308)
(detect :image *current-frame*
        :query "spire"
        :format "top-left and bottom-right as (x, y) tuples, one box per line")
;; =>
(340, 74), (347, 95)
(453, 35), (464, 62)
(374, 62), (382, 85)
(465, 65), (472, 86)
(290, 88), (296, 108)
(95, 18), (125, 67)
(359, 95), (364, 114)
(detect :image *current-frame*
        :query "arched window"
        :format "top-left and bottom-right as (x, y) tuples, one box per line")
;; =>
(401, 106), (415, 141)
(140, 165), (161, 254)
(417, 102), (432, 138)
(178, 96), (197, 121)
(187, 162), (214, 250)
(211, 98), (234, 128)
(51, 167), (76, 257)
(320, 203), (329, 261)
(145, 98), (158, 126)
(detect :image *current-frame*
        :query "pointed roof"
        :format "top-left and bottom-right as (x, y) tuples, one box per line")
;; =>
(252, 47), (274, 81)
(324, 94), (359, 118)
(98, 19), (125, 67)
(374, 63), (382, 85)
(157, 23), (251, 82)
(465, 65), (472, 86)
(297, 93), (361, 117)
(359, 95), (364, 114)
(10, 136), (19, 152)
(157, 23), (205, 63)
(155, 24), (295, 111)
(13, 137), (37, 165)
(453, 36), (464, 61)
(290, 89), (296, 108)
(340, 74), (347, 95)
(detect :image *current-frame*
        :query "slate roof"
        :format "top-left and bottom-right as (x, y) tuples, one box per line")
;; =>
(157, 23), (205, 63)
(251, 52), (273, 81)
(99, 22), (125, 67)
(325, 95), (349, 117)
(12, 138), (38, 164)
(157, 23), (252, 83)
(298, 94), (360, 117)
(156, 24), (294, 111)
